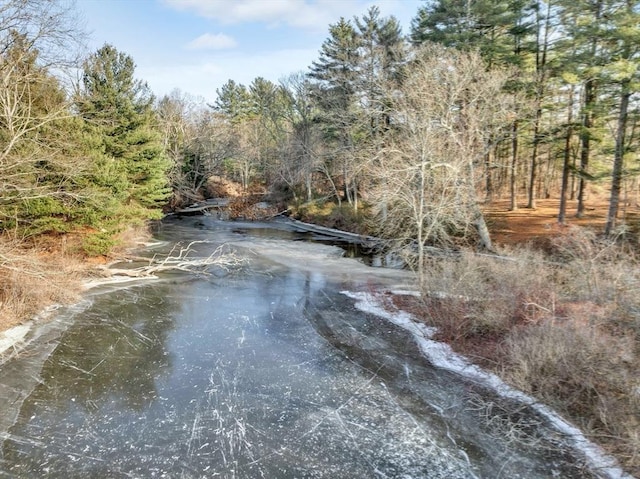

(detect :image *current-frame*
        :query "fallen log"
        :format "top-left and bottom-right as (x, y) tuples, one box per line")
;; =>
(279, 217), (379, 246)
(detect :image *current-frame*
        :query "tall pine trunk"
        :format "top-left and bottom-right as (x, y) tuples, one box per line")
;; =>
(558, 87), (575, 224)
(576, 0), (602, 218)
(510, 120), (519, 211)
(605, 80), (631, 235)
(576, 78), (595, 218)
(527, 0), (552, 209)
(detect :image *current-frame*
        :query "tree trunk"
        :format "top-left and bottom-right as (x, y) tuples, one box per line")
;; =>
(306, 173), (312, 202)
(576, 77), (595, 218)
(510, 120), (519, 211)
(527, 0), (551, 210)
(527, 117), (540, 209)
(605, 81), (631, 235)
(558, 87), (575, 224)
(575, 0), (603, 216)
(484, 148), (493, 202)
(474, 210), (493, 252)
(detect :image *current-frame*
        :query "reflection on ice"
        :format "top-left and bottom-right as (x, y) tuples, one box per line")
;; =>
(0, 217), (624, 478)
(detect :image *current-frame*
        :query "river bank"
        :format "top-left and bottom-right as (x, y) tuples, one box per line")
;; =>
(0, 224), (153, 334)
(1, 215), (628, 478)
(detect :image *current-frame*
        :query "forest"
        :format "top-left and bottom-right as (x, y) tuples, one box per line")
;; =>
(0, 0), (639, 474)
(1, 1), (639, 255)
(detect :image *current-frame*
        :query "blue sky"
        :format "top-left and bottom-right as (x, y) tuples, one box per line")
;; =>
(77, 0), (423, 103)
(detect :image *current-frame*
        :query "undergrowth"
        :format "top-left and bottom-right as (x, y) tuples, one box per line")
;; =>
(0, 239), (85, 331)
(0, 224), (151, 331)
(416, 227), (640, 475)
(291, 200), (369, 234)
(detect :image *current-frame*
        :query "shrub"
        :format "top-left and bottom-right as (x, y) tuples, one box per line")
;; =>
(414, 238), (640, 474)
(82, 231), (117, 257)
(0, 239), (85, 332)
(502, 320), (639, 469)
(421, 248), (556, 342)
(292, 201), (368, 234)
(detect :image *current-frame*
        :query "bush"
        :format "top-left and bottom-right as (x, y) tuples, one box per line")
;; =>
(292, 201), (368, 234)
(0, 238), (85, 332)
(82, 231), (117, 257)
(502, 320), (639, 468)
(421, 249), (556, 342)
(414, 238), (640, 474)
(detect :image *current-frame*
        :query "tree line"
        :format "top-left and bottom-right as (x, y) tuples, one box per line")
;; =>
(0, 0), (169, 254)
(1, 0), (638, 261)
(163, 1), (638, 269)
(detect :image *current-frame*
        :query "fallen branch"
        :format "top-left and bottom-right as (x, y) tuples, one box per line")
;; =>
(101, 241), (244, 278)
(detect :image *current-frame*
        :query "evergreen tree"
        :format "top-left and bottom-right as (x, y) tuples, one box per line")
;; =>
(309, 17), (362, 207)
(212, 80), (251, 121)
(557, 0), (607, 217)
(309, 17), (361, 106)
(0, 31), (87, 234)
(411, 0), (538, 210)
(77, 44), (171, 213)
(410, 0), (535, 68)
(602, 0), (640, 234)
(355, 6), (406, 135)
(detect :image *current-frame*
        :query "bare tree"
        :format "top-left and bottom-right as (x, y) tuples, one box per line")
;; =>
(278, 72), (325, 202)
(0, 0), (86, 211)
(158, 91), (236, 203)
(370, 44), (515, 283)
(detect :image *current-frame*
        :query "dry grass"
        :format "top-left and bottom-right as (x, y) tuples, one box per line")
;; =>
(414, 227), (640, 475)
(0, 224), (153, 332)
(0, 238), (88, 331)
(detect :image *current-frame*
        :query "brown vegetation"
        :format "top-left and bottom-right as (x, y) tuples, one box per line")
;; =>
(0, 238), (86, 332)
(0, 224), (151, 333)
(395, 217), (640, 475)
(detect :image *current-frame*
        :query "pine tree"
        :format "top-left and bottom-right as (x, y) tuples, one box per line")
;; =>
(410, 0), (535, 68)
(309, 17), (362, 207)
(77, 44), (171, 214)
(411, 0), (537, 210)
(212, 80), (252, 121)
(355, 6), (405, 136)
(603, 0), (640, 234)
(0, 31), (87, 234)
(557, 0), (607, 217)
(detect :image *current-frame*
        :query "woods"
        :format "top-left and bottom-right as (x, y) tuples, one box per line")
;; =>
(0, 0), (639, 474)
(162, 2), (639, 249)
(3, 1), (637, 251)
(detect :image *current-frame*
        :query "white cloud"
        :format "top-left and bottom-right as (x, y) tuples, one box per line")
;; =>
(162, 0), (376, 31)
(187, 32), (237, 50)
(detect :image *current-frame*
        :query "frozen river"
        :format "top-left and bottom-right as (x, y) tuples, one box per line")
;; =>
(0, 217), (624, 478)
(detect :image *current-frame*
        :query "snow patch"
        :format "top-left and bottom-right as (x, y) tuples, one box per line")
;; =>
(0, 324), (31, 356)
(341, 290), (634, 479)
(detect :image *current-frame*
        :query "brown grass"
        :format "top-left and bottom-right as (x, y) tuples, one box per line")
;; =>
(0, 224), (152, 332)
(0, 239), (87, 331)
(405, 228), (640, 475)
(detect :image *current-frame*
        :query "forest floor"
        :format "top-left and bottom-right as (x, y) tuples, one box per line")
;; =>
(484, 196), (640, 248)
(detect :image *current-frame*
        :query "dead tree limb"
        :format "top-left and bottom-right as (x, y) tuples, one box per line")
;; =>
(102, 242), (244, 278)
